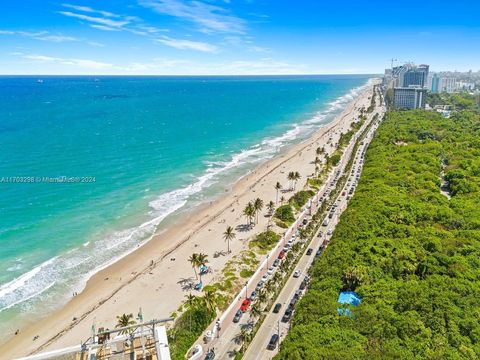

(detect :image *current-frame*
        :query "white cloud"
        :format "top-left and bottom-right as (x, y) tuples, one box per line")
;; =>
(62, 4), (119, 18)
(58, 11), (130, 28)
(23, 54), (113, 69)
(34, 35), (79, 42)
(157, 36), (219, 52)
(139, 0), (246, 34)
(89, 24), (119, 31)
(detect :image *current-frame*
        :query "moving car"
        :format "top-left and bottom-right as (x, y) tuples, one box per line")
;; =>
(327, 229), (333, 236)
(273, 303), (282, 313)
(293, 269), (301, 278)
(240, 299), (251, 311)
(306, 248), (313, 255)
(267, 334), (279, 350)
(233, 309), (243, 323)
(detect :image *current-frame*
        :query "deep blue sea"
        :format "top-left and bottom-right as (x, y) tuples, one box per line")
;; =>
(0, 75), (371, 334)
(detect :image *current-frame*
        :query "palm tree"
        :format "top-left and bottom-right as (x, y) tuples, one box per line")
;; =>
(194, 253), (208, 283)
(115, 313), (136, 334)
(188, 253), (200, 281)
(238, 328), (252, 352)
(184, 293), (198, 310)
(223, 226), (236, 253)
(287, 171), (295, 190)
(274, 182), (282, 203)
(253, 198), (264, 224)
(203, 288), (217, 314)
(266, 201), (275, 215)
(243, 202), (255, 227)
(257, 289), (268, 305)
(249, 304), (262, 320)
(293, 171), (301, 190)
(316, 147), (323, 156)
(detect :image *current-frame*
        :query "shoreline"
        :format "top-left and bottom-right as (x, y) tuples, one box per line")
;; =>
(0, 79), (378, 358)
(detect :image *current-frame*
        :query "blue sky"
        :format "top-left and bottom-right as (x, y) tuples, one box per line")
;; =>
(0, 0), (479, 75)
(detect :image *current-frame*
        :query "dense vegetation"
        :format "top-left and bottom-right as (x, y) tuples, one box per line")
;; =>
(427, 92), (479, 111)
(275, 204), (296, 225)
(250, 230), (281, 251)
(276, 109), (480, 359)
(289, 190), (315, 210)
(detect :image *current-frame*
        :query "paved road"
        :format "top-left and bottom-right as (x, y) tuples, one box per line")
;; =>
(198, 89), (386, 359)
(243, 99), (385, 359)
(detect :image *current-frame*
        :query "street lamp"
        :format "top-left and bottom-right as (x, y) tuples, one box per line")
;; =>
(266, 253), (269, 268)
(245, 281), (248, 300)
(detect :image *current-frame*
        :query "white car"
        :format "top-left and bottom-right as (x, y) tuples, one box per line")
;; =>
(293, 269), (301, 278)
(267, 267), (275, 275)
(327, 229), (333, 236)
(262, 273), (270, 281)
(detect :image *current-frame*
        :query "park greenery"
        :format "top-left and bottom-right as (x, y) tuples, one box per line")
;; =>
(249, 230), (281, 251)
(276, 108), (480, 359)
(274, 204), (296, 226)
(427, 92), (479, 111)
(289, 190), (315, 210)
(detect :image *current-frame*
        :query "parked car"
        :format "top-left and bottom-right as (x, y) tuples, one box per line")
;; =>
(267, 334), (279, 350)
(233, 309), (243, 323)
(273, 259), (280, 267)
(302, 218), (308, 225)
(316, 248), (322, 257)
(267, 266), (275, 275)
(294, 289), (302, 300)
(282, 308), (293, 322)
(289, 298), (297, 309)
(278, 250), (285, 259)
(205, 349), (216, 360)
(240, 299), (251, 312)
(273, 303), (282, 313)
(322, 219), (329, 226)
(249, 291), (257, 301)
(255, 281), (264, 291)
(306, 248), (313, 255)
(299, 280), (307, 290)
(262, 273), (269, 282)
(293, 269), (301, 278)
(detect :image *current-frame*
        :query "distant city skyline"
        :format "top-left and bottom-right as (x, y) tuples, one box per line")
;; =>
(0, 0), (479, 75)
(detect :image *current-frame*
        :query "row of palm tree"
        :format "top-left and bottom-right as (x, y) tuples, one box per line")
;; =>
(243, 198), (264, 227)
(188, 253), (209, 282)
(287, 171), (301, 191)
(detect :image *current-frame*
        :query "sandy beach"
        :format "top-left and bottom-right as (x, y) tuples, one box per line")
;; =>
(0, 80), (378, 359)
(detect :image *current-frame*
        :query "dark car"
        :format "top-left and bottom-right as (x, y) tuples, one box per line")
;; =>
(299, 281), (306, 291)
(273, 259), (280, 267)
(289, 298), (297, 309)
(316, 248), (322, 257)
(205, 349), (215, 359)
(278, 250), (286, 259)
(306, 248), (313, 255)
(302, 218), (308, 225)
(282, 308), (292, 322)
(267, 334), (279, 350)
(233, 309), (243, 323)
(273, 303), (282, 313)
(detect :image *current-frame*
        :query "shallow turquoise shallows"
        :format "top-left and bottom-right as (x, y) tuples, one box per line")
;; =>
(0, 75), (371, 333)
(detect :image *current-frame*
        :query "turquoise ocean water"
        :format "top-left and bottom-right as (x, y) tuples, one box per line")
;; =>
(0, 75), (371, 335)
